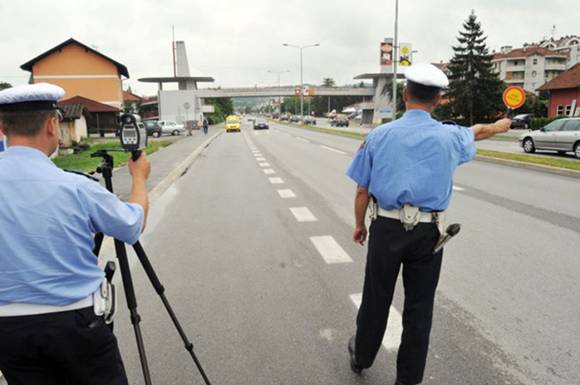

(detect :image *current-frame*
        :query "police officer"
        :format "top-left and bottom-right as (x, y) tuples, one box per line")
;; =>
(0, 83), (151, 385)
(346, 64), (511, 385)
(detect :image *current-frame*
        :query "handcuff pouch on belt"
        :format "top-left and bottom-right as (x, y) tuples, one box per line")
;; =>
(92, 264), (117, 325)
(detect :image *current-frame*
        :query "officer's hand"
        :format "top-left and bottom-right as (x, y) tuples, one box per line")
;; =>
(494, 118), (512, 134)
(353, 225), (368, 246)
(129, 152), (151, 181)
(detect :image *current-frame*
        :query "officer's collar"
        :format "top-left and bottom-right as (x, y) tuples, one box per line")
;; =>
(403, 109), (432, 119)
(5, 145), (53, 164)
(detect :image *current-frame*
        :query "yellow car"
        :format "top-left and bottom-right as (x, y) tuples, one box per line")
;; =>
(225, 115), (241, 132)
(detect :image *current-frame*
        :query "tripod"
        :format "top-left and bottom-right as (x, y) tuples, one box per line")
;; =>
(91, 149), (212, 385)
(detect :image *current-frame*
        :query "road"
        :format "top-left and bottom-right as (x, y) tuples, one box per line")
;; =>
(83, 120), (579, 385)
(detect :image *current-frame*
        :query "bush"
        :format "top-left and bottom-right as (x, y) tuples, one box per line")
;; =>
(529, 117), (561, 130)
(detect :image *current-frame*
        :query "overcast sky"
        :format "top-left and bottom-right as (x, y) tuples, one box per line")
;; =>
(0, 0), (577, 96)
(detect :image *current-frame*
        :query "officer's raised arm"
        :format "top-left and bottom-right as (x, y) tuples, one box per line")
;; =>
(471, 118), (512, 141)
(128, 152), (151, 231)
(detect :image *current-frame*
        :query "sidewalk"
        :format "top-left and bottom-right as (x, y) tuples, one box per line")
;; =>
(105, 126), (222, 201)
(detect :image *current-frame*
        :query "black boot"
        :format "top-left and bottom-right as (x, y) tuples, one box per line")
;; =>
(348, 336), (363, 374)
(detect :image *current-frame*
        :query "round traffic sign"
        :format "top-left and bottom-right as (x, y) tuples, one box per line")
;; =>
(502, 86), (526, 109)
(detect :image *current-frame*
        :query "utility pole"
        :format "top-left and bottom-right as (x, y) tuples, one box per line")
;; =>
(283, 43), (320, 120)
(392, 0), (399, 121)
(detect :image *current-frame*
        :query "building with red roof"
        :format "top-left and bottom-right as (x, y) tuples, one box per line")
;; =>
(537, 63), (580, 117)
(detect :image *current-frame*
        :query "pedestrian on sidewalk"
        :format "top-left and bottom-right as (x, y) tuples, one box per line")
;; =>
(202, 118), (208, 134)
(0, 83), (151, 385)
(346, 63), (511, 385)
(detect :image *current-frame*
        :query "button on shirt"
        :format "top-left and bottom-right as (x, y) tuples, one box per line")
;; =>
(347, 110), (476, 212)
(0, 146), (144, 306)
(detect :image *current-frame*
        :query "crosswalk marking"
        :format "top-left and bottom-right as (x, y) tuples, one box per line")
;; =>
(263, 169), (276, 175)
(309, 236), (353, 264)
(277, 189), (296, 198)
(350, 293), (402, 351)
(289, 207), (317, 222)
(269, 177), (284, 184)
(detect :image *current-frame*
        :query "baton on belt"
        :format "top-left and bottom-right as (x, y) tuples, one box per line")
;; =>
(433, 223), (461, 254)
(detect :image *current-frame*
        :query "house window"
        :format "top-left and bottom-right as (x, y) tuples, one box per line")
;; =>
(533, 58), (538, 65)
(565, 105), (572, 116)
(556, 105), (565, 116)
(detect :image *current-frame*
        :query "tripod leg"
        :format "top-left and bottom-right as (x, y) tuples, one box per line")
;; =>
(93, 232), (104, 256)
(132, 242), (212, 385)
(115, 240), (153, 385)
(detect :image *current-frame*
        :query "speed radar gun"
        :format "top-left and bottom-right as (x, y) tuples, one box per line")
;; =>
(119, 113), (147, 160)
(87, 128), (213, 385)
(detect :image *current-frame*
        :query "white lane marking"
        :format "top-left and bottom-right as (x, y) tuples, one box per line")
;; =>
(320, 145), (347, 155)
(296, 137), (310, 143)
(453, 185), (465, 192)
(309, 236), (353, 264)
(289, 207), (318, 222)
(263, 168), (276, 175)
(277, 189), (296, 198)
(350, 293), (402, 351)
(253, 153), (262, 157)
(256, 157), (266, 162)
(269, 177), (284, 184)
(259, 162), (271, 167)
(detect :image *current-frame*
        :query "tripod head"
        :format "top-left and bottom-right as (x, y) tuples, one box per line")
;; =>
(90, 149), (123, 192)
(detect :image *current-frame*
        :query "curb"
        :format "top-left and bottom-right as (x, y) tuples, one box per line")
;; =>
(149, 129), (223, 205)
(476, 155), (580, 179)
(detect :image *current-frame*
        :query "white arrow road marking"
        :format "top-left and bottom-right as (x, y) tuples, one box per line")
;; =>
(277, 189), (296, 198)
(310, 236), (353, 264)
(269, 177), (284, 184)
(350, 293), (402, 351)
(320, 145), (346, 155)
(289, 207), (317, 222)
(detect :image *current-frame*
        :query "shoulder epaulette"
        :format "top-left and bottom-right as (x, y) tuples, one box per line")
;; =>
(63, 169), (99, 182)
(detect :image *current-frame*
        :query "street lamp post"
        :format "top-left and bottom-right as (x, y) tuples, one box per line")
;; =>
(268, 69), (290, 116)
(283, 43), (320, 120)
(392, 0), (399, 121)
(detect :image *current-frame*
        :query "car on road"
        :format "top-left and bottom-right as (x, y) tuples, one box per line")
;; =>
(226, 115), (241, 132)
(158, 120), (185, 136)
(330, 116), (349, 127)
(144, 120), (162, 137)
(302, 116), (317, 125)
(519, 118), (580, 158)
(510, 113), (533, 129)
(253, 119), (269, 130)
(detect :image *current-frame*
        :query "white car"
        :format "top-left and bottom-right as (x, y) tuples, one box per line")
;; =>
(158, 120), (185, 136)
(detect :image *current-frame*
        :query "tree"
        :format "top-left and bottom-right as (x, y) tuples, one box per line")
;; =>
(322, 78), (336, 87)
(447, 11), (505, 125)
(205, 97), (234, 124)
(0, 82), (12, 91)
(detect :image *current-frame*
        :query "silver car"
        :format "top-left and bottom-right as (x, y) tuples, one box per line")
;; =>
(519, 118), (580, 159)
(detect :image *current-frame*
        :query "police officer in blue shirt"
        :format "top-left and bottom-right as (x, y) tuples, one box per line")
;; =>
(0, 83), (151, 385)
(346, 64), (511, 385)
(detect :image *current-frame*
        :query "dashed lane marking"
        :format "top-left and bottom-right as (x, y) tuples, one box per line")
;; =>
(309, 236), (353, 264)
(296, 137), (311, 143)
(453, 185), (465, 192)
(277, 189), (296, 198)
(256, 157), (266, 162)
(263, 169), (276, 175)
(289, 207), (318, 222)
(259, 162), (271, 167)
(320, 145), (347, 155)
(350, 293), (402, 351)
(269, 177), (284, 184)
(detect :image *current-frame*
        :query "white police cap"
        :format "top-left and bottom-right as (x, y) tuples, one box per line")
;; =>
(0, 83), (65, 112)
(405, 63), (449, 88)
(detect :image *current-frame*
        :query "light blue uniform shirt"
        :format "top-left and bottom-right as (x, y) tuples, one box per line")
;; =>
(347, 109), (476, 212)
(0, 146), (144, 306)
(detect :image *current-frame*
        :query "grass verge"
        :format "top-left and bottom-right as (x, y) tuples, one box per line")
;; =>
(276, 121), (367, 140)
(477, 149), (580, 172)
(53, 140), (172, 173)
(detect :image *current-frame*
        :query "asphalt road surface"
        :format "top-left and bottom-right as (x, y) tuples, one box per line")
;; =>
(100, 120), (579, 385)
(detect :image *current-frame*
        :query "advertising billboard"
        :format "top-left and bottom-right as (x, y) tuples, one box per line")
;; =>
(380, 39), (394, 66)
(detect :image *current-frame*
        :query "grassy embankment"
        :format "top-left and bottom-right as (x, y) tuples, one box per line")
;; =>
(53, 139), (172, 173)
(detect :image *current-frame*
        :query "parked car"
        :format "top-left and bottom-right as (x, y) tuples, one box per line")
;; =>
(144, 120), (162, 137)
(330, 116), (349, 127)
(302, 116), (317, 125)
(510, 113), (533, 129)
(289, 115), (301, 123)
(158, 120), (185, 135)
(253, 119), (269, 130)
(519, 118), (580, 158)
(279, 114), (290, 121)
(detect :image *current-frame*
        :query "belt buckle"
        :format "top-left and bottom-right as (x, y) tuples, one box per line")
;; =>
(400, 204), (420, 231)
